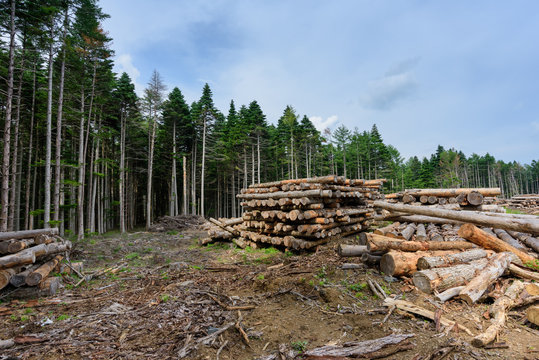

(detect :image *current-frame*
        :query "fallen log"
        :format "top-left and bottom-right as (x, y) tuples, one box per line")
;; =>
(427, 223), (444, 242)
(384, 214), (463, 226)
(467, 191), (484, 206)
(0, 241), (71, 269)
(0, 268), (17, 290)
(237, 189), (333, 200)
(209, 217), (240, 236)
(247, 175), (338, 189)
(380, 250), (460, 276)
(417, 248), (492, 270)
(413, 258), (489, 293)
(472, 280), (525, 347)
(302, 333), (415, 358)
(508, 264), (539, 281)
(11, 276), (60, 299)
(401, 223), (417, 241)
(458, 252), (513, 305)
(374, 201), (539, 235)
(415, 223), (427, 241)
(337, 244), (368, 257)
(458, 224), (536, 265)
(404, 188), (501, 197)
(367, 233), (474, 252)
(26, 255), (63, 286)
(492, 228), (529, 252)
(508, 231), (539, 253)
(0, 228), (59, 241)
(435, 286), (465, 302)
(10, 263), (41, 287)
(383, 297), (473, 335)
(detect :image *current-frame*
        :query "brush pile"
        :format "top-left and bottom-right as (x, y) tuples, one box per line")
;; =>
(205, 176), (386, 250)
(0, 228), (72, 298)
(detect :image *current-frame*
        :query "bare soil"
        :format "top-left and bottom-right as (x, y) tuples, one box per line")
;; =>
(0, 227), (538, 359)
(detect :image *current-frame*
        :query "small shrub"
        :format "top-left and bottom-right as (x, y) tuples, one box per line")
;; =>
(291, 340), (308, 353)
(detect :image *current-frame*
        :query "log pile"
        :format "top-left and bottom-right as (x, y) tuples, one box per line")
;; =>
(0, 228), (72, 298)
(501, 194), (539, 214)
(204, 176), (386, 250)
(384, 188), (503, 211)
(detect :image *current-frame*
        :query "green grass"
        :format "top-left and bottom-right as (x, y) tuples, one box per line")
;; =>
(125, 252), (140, 260)
(57, 314), (70, 321)
(291, 340), (308, 353)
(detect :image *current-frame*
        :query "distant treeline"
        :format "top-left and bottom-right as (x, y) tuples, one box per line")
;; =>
(1, 0), (537, 237)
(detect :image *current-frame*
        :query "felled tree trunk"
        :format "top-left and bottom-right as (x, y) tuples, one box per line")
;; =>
(413, 258), (489, 293)
(26, 255), (63, 286)
(380, 250), (459, 276)
(417, 248), (492, 269)
(367, 233), (474, 252)
(0, 228), (59, 241)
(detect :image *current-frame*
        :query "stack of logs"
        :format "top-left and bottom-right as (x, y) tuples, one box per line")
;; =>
(502, 194), (539, 214)
(0, 228), (72, 297)
(384, 188), (502, 211)
(205, 176), (386, 250)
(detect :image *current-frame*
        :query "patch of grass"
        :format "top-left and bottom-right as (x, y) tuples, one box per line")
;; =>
(347, 282), (367, 292)
(160, 294), (171, 302)
(143, 247), (153, 254)
(20, 315), (30, 322)
(57, 314), (70, 321)
(524, 259), (539, 271)
(166, 230), (179, 235)
(125, 252), (140, 261)
(291, 340), (308, 353)
(504, 207), (526, 215)
(23, 308), (33, 314)
(112, 246), (122, 253)
(256, 274), (265, 280)
(161, 272), (169, 280)
(191, 265), (202, 270)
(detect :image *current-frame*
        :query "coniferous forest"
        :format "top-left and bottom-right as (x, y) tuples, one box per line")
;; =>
(1, 0), (538, 238)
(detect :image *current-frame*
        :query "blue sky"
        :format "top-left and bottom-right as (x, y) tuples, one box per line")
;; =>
(101, 0), (539, 164)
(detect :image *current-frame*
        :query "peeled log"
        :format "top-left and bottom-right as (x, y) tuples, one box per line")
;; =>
(26, 255), (63, 286)
(435, 286), (465, 302)
(493, 228), (529, 252)
(458, 224), (536, 265)
(472, 280), (525, 347)
(367, 233), (474, 253)
(380, 250), (459, 276)
(373, 201), (539, 235)
(415, 223), (427, 241)
(401, 223), (417, 241)
(0, 228), (59, 241)
(337, 244), (368, 257)
(458, 252), (513, 305)
(413, 258), (489, 293)
(0, 241), (71, 269)
(417, 248), (492, 270)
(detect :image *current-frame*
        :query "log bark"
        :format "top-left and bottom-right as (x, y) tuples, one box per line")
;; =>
(10, 263), (41, 287)
(209, 217), (240, 236)
(401, 223), (416, 241)
(385, 215), (462, 226)
(13, 276), (60, 299)
(415, 223), (427, 241)
(0, 241), (71, 269)
(303, 333), (414, 358)
(508, 264), (539, 281)
(472, 280), (525, 347)
(435, 286), (465, 302)
(361, 253), (382, 266)
(374, 222), (400, 236)
(492, 228), (529, 252)
(247, 175), (338, 189)
(0, 228), (59, 241)
(458, 224), (536, 264)
(26, 254), (63, 286)
(380, 250), (459, 276)
(367, 233), (474, 252)
(374, 201), (539, 235)
(458, 252), (513, 305)
(413, 258), (489, 293)
(0, 268), (17, 290)
(508, 231), (539, 253)
(337, 244), (368, 257)
(417, 248), (492, 270)
(7, 238), (35, 253)
(427, 223), (444, 242)
(404, 188), (501, 197)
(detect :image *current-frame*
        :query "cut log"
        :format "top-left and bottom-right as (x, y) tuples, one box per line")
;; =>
(12, 276), (60, 299)
(237, 189), (332, 200)
(380, 250), (460, 276)
(419, 195), (429, 204)
(527, 305), (539, 326)
(373, 201), (539, 235)
(467, 191), (484, 206)
(417, 248), (492, 270)
(427, 223), (444, 242)
(427, 196), (438, 205)
(508, 264), (539, 281)
(415, 223), (427, 241)
(458, 224), (536, 265)
(404, 188), (501, 197)
(472, 280), (525, 347)
(0, 268), (17, 290)
(401, 223), (417, 241)
(0, 228), (59, 241)
(247, 175), (338, 189)
(458, 252), (513, 305)
(385, 215), (462, 226)
(303, 333), (414, 358)
(0, 241), (71, 269)
(374, 222), (400, 236)
(209, 217), (240, 236)
(26, 255), (63, 286)
(10, 263), (41, 287)
(402, 194), (415, 203)
(367, 233), (474, 252)
(413, 258), (489, 293)
(435, 286), (465, 302)
(492, 228), (529, 252)
(508, 231), (539, 253)
(361, 252), (382, 266)
(337, 244), (368, 257)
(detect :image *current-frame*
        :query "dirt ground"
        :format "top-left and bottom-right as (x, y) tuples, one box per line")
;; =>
(0, 226), (538, 360)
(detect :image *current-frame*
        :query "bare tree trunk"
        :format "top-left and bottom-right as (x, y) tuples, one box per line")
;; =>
(257, 134), (261, 184)
(24, 60), (37, 231)
(89, 112), (101, 233)
(200, 113), (207, 216)
(119, 107), (126, 233)
(251, 144), (255, 186)
(182, 155), (187, 215)
(191, 143), (197, 215)
(170, 123), (177, 216)
(146, 111), (157, 229)
(53, 8), (68, 228)
(243, 147), (247, 189)
(232, 170), (236, 218)
(77, 87), (85, 240)
(1, 0), (16, 231)
(44, 25), (55, 229)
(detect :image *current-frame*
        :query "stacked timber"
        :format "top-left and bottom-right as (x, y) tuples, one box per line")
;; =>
(384, 188), (503, 211)
(0, 228), (72, 297)
(502, 194), (539, 214)
(203, 176), (385, 250)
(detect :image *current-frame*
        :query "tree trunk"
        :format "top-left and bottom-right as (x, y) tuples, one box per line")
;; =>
(380, 250), (460, 276)
(119, 107), (126, 233)
(367, 233), (474, 252)
(77, 87), (85, 239)
(24, 60), (37, 231)
(44, 25), (56, 228)
(0, 0), (16, 232)
(25, 255), (63, 286)
(146, 109), (157, 229)
(183, 155), (187, 215)
(201, 114), (206, 216)
(417, 248), (491, 270)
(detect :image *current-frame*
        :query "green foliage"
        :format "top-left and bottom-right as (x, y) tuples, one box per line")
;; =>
(125, 252), (139, 260)
(291, 340), (308, 353)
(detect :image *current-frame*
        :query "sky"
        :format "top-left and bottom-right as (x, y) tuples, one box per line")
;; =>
(101, 0), (539, 164)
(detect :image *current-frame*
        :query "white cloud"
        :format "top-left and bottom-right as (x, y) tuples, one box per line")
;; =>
(309, 115), (339, 131)
(359, 58), (419, 110)
(116, 53), (144, 96)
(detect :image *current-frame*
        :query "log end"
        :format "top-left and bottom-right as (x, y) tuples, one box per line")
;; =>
(412, 272), (433, 294)
(457, 223), (475, 239)
(380, 253), (396, 276)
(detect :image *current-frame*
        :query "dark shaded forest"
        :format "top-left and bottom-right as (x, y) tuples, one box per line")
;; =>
(1, 0), (537, 238)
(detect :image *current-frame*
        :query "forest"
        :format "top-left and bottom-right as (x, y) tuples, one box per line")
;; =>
(1, 0), (538, 238)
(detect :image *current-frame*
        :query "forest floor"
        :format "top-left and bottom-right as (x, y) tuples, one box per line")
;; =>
(1, 225), (538, 360)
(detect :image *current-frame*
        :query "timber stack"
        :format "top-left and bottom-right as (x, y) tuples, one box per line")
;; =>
(0, 228), (72, 298)
(502, 194), (539, 214)
(204, 176), (386, 250)
(384, 187), (503, 212)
